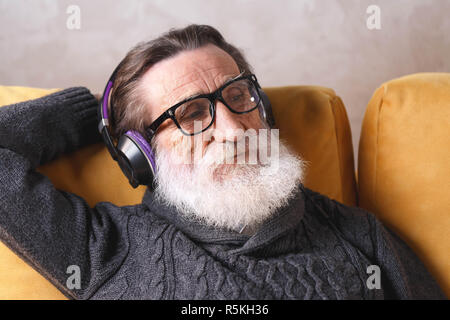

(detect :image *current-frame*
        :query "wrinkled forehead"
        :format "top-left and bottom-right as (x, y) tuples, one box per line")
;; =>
(140, 44), (241, 115)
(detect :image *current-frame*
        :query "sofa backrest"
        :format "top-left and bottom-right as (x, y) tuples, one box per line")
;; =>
(358, 72), (450, 297)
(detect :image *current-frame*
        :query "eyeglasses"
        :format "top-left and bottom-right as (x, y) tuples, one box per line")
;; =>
(145, 73), (262, 138)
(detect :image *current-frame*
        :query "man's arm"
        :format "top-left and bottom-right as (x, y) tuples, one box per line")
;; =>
(0, 88), (131, 299)
(329, 197), (446, 299)
(303, 188), (445, 299)
(368, 216), (446, 299)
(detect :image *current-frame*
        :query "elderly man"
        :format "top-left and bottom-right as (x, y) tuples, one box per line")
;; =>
(0, 24), (445, 300)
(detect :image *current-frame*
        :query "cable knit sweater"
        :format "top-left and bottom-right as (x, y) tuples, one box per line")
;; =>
(0, 87), (445, 300)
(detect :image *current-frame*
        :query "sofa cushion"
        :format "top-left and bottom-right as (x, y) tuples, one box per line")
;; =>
(358, 73), (450, 297)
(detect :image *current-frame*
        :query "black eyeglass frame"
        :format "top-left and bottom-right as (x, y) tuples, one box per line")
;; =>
(145, 73), (262, 139)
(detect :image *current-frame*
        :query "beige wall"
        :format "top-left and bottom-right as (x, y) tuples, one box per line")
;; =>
(1, 0), (449, 162)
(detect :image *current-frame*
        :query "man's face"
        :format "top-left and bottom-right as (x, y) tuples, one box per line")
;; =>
(140, 44), (264, 176)
(139, 43), (304, 232)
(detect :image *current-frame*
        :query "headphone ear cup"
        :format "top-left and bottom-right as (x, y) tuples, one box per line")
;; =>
(116, 155), (138, 188)
(116, 130), (157, 189)
(258, 89), (276, 128)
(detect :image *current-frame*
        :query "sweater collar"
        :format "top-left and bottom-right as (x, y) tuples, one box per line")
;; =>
(141, 183), (306, 254)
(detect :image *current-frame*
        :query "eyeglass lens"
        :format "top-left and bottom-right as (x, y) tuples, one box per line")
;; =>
(174, 78), (260, 134)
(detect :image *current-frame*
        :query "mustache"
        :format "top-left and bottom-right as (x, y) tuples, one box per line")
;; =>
(200, 140), (253, 166)
(168, 128), (273, 166)
(199, 130), (263, 167)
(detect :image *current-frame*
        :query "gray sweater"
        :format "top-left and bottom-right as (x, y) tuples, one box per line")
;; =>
(0, 87), (445, 300)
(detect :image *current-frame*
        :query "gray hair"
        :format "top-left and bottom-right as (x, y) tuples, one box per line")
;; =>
(109, 24), (254, 142)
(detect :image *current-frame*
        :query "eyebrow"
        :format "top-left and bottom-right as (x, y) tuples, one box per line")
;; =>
(176, 71), (245, 103)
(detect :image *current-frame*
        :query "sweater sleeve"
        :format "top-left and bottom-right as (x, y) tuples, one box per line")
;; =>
(303, 188), (445, 300)
(368, 216), (446, 300)
(328, 197), (446, 300)
(0, 88), (131, 299)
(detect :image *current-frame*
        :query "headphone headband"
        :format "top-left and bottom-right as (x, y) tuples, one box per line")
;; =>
(102, 81), (113, 120)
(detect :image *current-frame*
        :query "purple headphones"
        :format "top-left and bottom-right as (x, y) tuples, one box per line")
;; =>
(98, 65), (157, 189)
(98, 63), (275, 189)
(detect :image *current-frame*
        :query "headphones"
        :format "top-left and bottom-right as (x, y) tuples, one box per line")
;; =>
(98, 64), (276, 190)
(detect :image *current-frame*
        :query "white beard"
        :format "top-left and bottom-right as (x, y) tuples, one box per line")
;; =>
(152, 128), (307, 232)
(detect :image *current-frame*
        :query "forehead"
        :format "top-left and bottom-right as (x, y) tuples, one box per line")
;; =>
(140, 44), (241, 116)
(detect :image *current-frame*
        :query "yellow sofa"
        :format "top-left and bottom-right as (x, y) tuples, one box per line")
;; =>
(358, 73), (450, 298)
(0, 73), (448, 299)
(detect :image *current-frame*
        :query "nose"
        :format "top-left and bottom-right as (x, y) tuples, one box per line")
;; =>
(211, 100), (245, 143)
